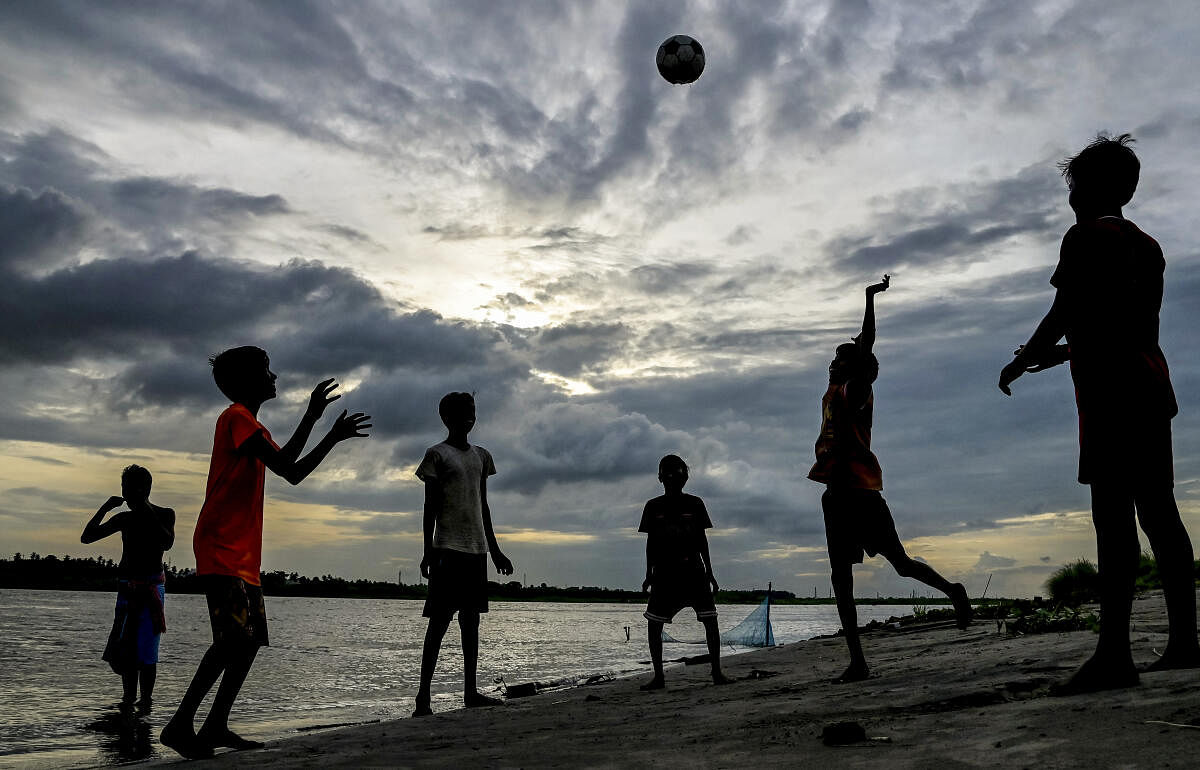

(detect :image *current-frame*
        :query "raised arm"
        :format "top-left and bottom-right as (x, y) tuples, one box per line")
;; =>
(81, 496), (125, 544)
(480, 478), (513, 575)
(277, 379), (342, 464)
(241, 409), (371, 485)
(855, 274), (890, 354)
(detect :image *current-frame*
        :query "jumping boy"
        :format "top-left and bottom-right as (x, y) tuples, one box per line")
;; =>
(81, 464), (175, 715)
(160, 346), (370, 758)
(413, 392), (513, 717)
(810, 275), (971, 684)
(639, 454), (732, 690)
(999, 134), (1197, 693)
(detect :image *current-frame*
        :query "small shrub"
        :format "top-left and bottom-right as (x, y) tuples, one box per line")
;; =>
(1045, 559), (1100, 605)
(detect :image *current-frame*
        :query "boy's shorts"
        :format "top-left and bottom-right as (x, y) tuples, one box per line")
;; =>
(644, 567), (717, 624)
(822, 487), (904, 566)
(204, 574), (269, 649)
(423, 548), (489, 618)
(1078, 415), (1173, 487)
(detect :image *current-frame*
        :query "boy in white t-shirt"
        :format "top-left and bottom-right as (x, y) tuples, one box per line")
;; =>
(412, 392), (514, 717)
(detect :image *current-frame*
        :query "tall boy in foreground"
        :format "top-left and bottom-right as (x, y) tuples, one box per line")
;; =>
(1000, 134), (1197, 693)
(161, 347), (370, 758)
(810, 276), (971, 684)
(413, 392), (513, 717)
(639, 454), (732, 690)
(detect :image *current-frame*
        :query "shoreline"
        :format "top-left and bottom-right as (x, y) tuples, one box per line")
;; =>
(144, 590), (1200, 768)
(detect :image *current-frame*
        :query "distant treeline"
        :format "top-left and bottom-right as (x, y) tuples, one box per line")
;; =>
(0, 553), (965, 604)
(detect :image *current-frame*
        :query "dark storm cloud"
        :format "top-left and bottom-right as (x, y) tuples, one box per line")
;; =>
(0, 186), (90, 270)
(829, 164), (1064, 274)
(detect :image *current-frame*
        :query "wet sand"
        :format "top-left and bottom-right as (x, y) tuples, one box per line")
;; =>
(150, 591), (1200, 768)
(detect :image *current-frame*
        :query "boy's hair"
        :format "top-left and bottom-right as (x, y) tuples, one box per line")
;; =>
(1058, 133), (1139, 207)
(209, 346), (268, 402)
(121, 464), (153, 492)
(837, 342), (879, 383)
(438, 392), (475, 424)
(658, 454), (689, 476)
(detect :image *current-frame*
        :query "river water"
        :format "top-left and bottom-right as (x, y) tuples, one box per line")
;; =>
(0, 589), (906, 767)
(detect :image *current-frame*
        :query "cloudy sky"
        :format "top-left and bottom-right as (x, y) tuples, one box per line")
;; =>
(3, 0), (1199, 599)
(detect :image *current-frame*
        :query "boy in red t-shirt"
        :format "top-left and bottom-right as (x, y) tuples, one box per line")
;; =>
(812, 276), (971, 684)
(1000, 134), (1198, 694)
(161, 346), (370, 758)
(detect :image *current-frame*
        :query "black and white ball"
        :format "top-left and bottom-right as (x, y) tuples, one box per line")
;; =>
(656, 35), (705, 85)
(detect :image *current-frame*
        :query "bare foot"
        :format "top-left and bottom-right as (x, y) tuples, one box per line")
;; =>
(712, 672), (734, 685)
(160, 720), (214, 759)
(198, 726), (264, 750)
(1144, 647), (1200, 672)
(464, 691), (503, 708)
(831, 663), (870, 684)
(950, 583), (973, 630)
(1051, 655), (1139, 696)
(640, 676), (666, 691)
(411, 700), (433, 717)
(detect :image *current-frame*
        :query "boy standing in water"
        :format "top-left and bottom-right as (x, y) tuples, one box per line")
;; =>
(1000, 134), (1197, 693)
(639, 454), (732, 691)
(413, 392), (514, 717)
(81, 464), (175, 714)
(810, 276), (971, 684)
(161, 346), (370, 758)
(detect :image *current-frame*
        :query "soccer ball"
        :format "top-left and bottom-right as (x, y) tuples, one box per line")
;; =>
(656, 35), (705, 85)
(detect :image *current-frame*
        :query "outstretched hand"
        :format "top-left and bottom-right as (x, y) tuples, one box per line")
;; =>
(305, 378), (341, 421)
(330, 410), (372, 442)
(998, 359), (1026, 396)
(866, 274), (890, 295)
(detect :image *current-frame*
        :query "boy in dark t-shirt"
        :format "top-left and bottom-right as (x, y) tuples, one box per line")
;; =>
(639, 454), (732, 690)
(1000, 134), (1198, 693)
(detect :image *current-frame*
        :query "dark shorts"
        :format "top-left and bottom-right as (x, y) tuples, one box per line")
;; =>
(644, 566), (717, 623)
(423, 548), (489, 618)
(822, 487), (904, 566)
(204, 574), (269, 649)
(1078, 415), (1173, 487)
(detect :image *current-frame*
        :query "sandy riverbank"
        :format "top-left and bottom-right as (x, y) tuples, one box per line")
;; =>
(148, 591), (1200, 768)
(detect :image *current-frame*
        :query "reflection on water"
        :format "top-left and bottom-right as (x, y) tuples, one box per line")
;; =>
(0, 588), (902, 768)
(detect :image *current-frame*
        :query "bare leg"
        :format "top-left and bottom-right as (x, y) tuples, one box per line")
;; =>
(1137, 488), (1200, 669)
(831, 561), (869, 683)
(880, 545), (972, 629)
(702, 617), (732, 684)
(161, 646), (224, 758)
(1054, 485), (1140, 694)
(137, 665), (156, 713)
(414, 613), (452, 715)
(198, 645), (263, 749)
(460, 610), (501, 707)
(642, 620), (666, 689)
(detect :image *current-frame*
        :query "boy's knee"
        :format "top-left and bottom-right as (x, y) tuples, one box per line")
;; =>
(458, 610), (481, 626)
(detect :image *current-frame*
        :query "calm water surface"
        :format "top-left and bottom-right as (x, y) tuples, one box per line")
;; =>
(0, 589), (905, 767)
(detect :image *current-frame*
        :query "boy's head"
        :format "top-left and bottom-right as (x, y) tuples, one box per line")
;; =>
(210, 346), (276, 404)
(658, 454), (689, 490)
(1059, 133), (1139, 212)
(121, 464), (152, 504)
(829, 342), (878, 385)
(438, 391), (476, 433)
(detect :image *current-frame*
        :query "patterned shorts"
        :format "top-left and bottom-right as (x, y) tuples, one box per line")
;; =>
(203, 574), (269, 648)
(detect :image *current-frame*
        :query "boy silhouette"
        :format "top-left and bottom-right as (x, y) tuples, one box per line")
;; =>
(413, 392), (513, 717)
(999, 134), (1197, 693)
(810, 276), (971, 683)
(81, 464), (175, 714)
(639, 454), (732, 690)
(160, 346), (370, 758)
